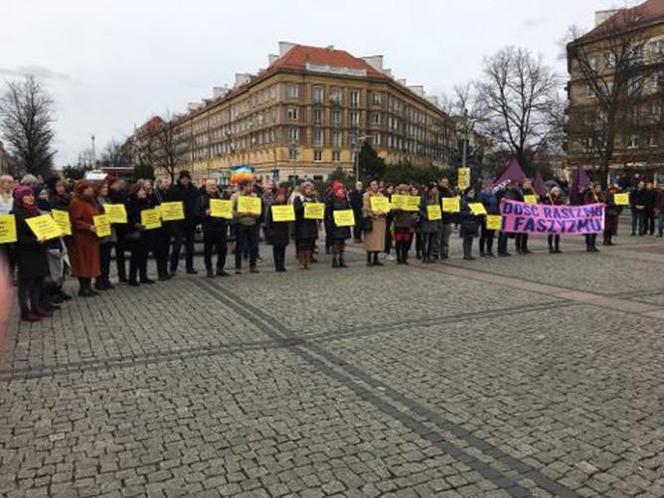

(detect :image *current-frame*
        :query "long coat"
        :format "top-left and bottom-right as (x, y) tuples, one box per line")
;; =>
(13, 205), (50, 280)
(70, 194), (101, 278)
(325, 195), (352, 241)
(293, 195), (319, 242)
(362, 191), (387, 252)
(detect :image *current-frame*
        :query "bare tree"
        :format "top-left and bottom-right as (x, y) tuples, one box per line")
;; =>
(566, 8), (654, 185)
(0, 76), (56, 177)
(475, 47), (559, 169)
(443, 83), (487, 170)
(99, 139), (132, 168)
(153, 118), (182, 182)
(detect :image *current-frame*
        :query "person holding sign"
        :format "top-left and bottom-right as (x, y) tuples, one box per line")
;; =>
(460, 187), (481, 261)
(582, 183), (603, 253)
(603, 184), (622, 246)
(292, 181), (319, 271)
(94, 182), (116, 291)
(152, 175), (174, 281)
(362, 180), (387, 266)
(12, 186), (51, 321)
(200, 179), (229, 278)
(392, 184), (417, 264)
(324, 182), (352, 269)
(45, 176), (73, 302)
(264, 188), (291, 272)
(477, 180), (499, 257)
(496, 181), (521, 257)
(544, 186), (564, 253)
(170, 171), (199, 276)
(437, 177), (456, 260)
(515, 179), (535, 255)
(0, 175), (15, 274)
(70, 181), (102, 297)
(419, 184), (441, 264)
(232, 176), (262, 274)
(125, 181), (157, 286)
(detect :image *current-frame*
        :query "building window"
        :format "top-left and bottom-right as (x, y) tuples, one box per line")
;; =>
(651, 39), (664, 60)
(332, 110), (342, 127)
(313, 86), (324, 104)
(372, 93), (381, 105)
(586, 82), (595, 97)
(332, 150), (341, 162)
(314, 150), (323, 162)
(588, 57), (598, 71)
(313, 109), (323, 125)
(331, 88), (342, 105)
(314, 128), (324, 147)
(649, 135), (657, 147)
(287, 107), (299, 121)
(332, 130), (342, 147)
(349, 91), (360, 108)
(371, 112), (380, 125)
(288, 148), (299, 161)
(604, 53), (616, 68)
(373, 134), (381, 146)
(288, 84), (299, 99)
(288, 127), (300, 144)
(350, 111), (359, 128)
(627, 135), (639, 149)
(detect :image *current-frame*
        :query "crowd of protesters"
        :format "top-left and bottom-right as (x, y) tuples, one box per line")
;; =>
(0, 168), (647, 322)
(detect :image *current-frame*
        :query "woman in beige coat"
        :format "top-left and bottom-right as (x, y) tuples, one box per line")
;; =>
(362, 180), (387, 266)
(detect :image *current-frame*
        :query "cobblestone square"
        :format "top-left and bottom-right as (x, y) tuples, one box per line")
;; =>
(2, 226), (664, 497)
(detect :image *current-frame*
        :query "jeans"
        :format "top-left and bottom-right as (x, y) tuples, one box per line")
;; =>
(439, 223), (452, 259)
(658, 212), (664, 236)
(18, 277), (43, 313)
(644, 210), (655, 235)
(235, 224), (259, 269)
(498, 232), (510, 255)
(423, 232), (439, 261)
(203, 230), (227, 271)
(170, 222), (196, 272)
(632, 209), (644, 235)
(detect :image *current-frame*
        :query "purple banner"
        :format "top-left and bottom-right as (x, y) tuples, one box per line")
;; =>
(500, 200), (605, 235)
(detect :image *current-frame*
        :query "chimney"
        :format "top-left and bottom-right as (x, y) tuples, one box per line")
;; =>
(268, 54), (279, 65)
(595, 9), (620, 26)
(383, 68), (393, 78)
(234, 73), (251, 88)
(278, 41), (297, 56)
(408, 85), (425, 97)
(397, 78), (407, 86)
(187, 102), (200, 112)
(212, 86), (230, 99)
(326, 45), (334, 50)
(362, 55), (384, 72)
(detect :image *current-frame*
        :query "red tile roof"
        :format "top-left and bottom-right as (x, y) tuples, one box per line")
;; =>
(575, 0), (664, 44)
(269, 44), (384, 77)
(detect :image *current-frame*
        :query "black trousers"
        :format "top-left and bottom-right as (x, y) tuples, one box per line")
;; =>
(235, 224), (258, 269)
(18, 277), (43, 313)
(498, 232), (510, 255)
(515, 233), (529, 252)
(644, 210), (655, 235)
(170, 222), (196, 272)
(352, 210), (363, 241)
(0, 243), (15, 274)
(203, 230), (227, 271)
(585, 234), (598, 251)
(479, 224), (495, 254)
(154, 228), (170, 278)
(272, 245), (286, 270)
(99, 242), (112, 283)
(423, 232), (437, 261)
(129, 238), (149, 282)
(548, 234), (560, 251)
(462, 236), (474, 258)
(114, 239), (128, 280)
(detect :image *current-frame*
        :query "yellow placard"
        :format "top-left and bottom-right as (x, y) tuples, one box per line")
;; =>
(614, 193), (630, 206)
(160, 201), (185, 221)
(333, 209), (355, 227)
(458, 167), (471, 190)
(237, 196), (262, 215)
(524, 195), (538, 205)
(427, 204), (442, 221)
(486, 215), (503, 231)
(0, 214), (17, 244)
(141, 209), (162, 230)
(469, 203), (488, 216)
(392, 195), (419, 212)
(370, 196), (390, 213)
(210, 199), (233, 219)
(93, 214), (112, 238)
(25, 214), (62, 241)
(271, 205), (295, 222)
(441, 196), (460, 213)
(104, 203), (128, 224)
(304, 202), (325, 220)
(51, 209), (72, 236)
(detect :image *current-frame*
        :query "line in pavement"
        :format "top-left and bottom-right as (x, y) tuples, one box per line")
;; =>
(194, 278), (579, 498)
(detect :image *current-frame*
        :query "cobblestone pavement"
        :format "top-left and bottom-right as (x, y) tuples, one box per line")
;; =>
(2, 222), (664, 497)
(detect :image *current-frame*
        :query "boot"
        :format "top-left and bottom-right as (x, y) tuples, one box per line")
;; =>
(338, 254), (348, 268)
(332, 255), (339, 268)
(373, 252), (384, 266)
(206, 268), (215, 278)
(21, 310), (41, 322)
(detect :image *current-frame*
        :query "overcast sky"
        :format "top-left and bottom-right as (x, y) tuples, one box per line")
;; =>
(2, 0), (633, 165)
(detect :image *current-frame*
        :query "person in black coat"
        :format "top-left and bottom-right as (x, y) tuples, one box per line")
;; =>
(292, 182), (319, 270)
(169, 170), (199, 275)
(152, 176), (173, 281)
(125, 181), (156, 286)
(496, 181), (520, 257)
(643, 182), (656, 236)
(200, 179), (229, 278)
(108, 177), (129, 282)
(264, 188), (290, 272)
(325, 181), (352, 268)
(348, 182), (364, 242)
(460, 187), (480, 261)
(516, 179), (533, 254)
(630, 181), (646, 236)
(12, 186), (51, 322)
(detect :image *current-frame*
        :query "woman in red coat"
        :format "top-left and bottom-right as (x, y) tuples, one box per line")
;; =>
(70, 180), (101, 296)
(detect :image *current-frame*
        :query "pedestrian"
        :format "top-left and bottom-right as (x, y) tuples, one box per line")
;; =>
(460, 187), (480, 261)
(265, 187), (290, 272)
(603, 184), (622, 246)
(170, 170), (199, 276)
(232, 177), (261, 274)
(583, 183), (602, 253)
(437, 177), (455, 260)
(325, 181), (351, 269)
(152, 175), (173, 281)
(630, 181), (646, 236)
(292, 181), (319, 270)
(656, 186), (664, 238)
(95, 181), (115, 290)
(44, 176), (72, 301)
(0, 175), (15, 274)
(516, 179), (534, 254)
(383, 184), (395, 262)
(420, 183), (441, 264)
(477, 180), (498, 257)
(200, 178), (229, 278)
(108, 177), (129, 283)
(69, 180), (102, 297)
(545, 186), (564, 253)
(496, 181), (520, 257)
(644, 182), (656, 236)
(362, 179), (387, 266)
(349, 181), (364, 243)
(125, 181), (156, 286)
(392, 184), (417, 264)
(12, 186), (52, 322)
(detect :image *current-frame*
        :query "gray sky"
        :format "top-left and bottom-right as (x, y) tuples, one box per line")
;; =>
(3, 0), (628, 165)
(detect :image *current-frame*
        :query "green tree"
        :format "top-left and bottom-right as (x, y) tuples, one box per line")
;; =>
(61, 164), (90, 180)
(132, 163), (154, 182)
(358, 142), (386, 181)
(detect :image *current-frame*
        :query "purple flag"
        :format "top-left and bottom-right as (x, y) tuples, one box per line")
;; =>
(493, 159), (526, 190)
(533, 172), (547, 197)
(570, 166), (592, 205)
